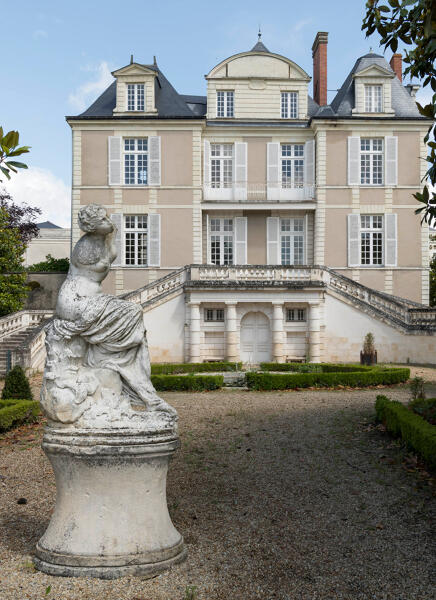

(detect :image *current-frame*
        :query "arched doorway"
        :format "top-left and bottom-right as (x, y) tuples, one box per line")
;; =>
(240, 312), (272, 363)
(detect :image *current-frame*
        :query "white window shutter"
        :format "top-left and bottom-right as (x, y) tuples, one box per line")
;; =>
(304, 213), (309, 265)
(267, 142), (280, 200)
(206, 214), (211, 263)
(267, 217), (280, 264)
(203, 140), (210, 187)
(234, 216), (247, 265)
(108, 137), (122, 185)
(347, 137), (360, 186)
(148, 136), (161, 185)
(148, 213), (161, 267)
(385, 136), (398, 186)
(233, 142), (247, 200)
(385, 213), (397, 267)
(347, 214), (360, 267)
(109, 213), (123, 267)
(304, 140), (315, 187)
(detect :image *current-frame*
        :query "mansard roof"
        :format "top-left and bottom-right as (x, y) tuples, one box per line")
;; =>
(327, 53), (421, 118)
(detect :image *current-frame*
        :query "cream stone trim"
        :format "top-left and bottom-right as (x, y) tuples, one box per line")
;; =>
(72, 128), (82, 187)
(314, 130), (326, 265)
(71, 189), (81, 247)
(384, 269), (393, 294)
(351, 269), (360, 283)
(193, 189), (202, 263)
(115, 269), (124, 295)
(114, 188), (122, 207)
(351, 187), (360, 213)
(326, 204), (420, 209)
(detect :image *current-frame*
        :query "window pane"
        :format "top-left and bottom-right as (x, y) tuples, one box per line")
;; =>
(294, 235), (304, 264)
(125, 232), (135, 265)
(211, 236), (220, 265)
(226, 92), (234, 117)
(216, 309), (224, 321)
(217, 91), (224, 117)
(223, 235), (233, 265)
(125, 154), (135, 184)
(281, 235), (291, 265)
(137, 232), (148, 265)
(137, 154), (148, 184)
(127, 85), (135, 111)
(137, 84), (145, 111)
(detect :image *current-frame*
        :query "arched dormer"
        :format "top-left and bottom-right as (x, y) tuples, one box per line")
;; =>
(205, 40), (311, 120)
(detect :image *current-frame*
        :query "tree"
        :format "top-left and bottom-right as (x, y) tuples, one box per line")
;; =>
(1, 365), (33, 400)
(362, 0), (436, 223)
(0, 191), (41, 244)
(429, 254), (436, 306)
(0, 206), (28, 317)
(0, 128), (30, 182)
(27, 254), (69, 273)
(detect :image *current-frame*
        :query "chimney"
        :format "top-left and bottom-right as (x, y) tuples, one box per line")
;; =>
(312, 31), (328, 106)
(390, 53), (402, 82)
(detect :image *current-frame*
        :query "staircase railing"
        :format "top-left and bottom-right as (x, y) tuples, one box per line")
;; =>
(0, 309), (53, 341)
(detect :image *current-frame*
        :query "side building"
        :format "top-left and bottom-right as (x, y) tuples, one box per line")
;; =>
(67, 33), (434, 364)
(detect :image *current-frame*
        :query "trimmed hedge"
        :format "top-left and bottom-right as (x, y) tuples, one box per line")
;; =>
(260, 362), (373, 373)
(245, 367), (410, 391)
(150, 362), (241, 375)
(151, 374), (224, 391)
(376, 395), (436, 470)
(0, 399), (40, 431)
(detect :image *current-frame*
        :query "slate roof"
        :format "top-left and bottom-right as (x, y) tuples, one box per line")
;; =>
(37, 221), (61, 229)
(327, 52), (421, 118)
(251, 40), (270, 53)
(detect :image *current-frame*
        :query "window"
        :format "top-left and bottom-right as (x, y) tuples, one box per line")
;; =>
(211, 144), (233, 188)
(360, 138), (383, 185)
(217, 91), (234, 117)
(281, 144), (304, 188)
(280, 218), (304, 265)
(124, 215), (148, 266)
(286, 308), (306, 322)
(210, 218), (233, 265)
(365, 85), (382, 113)
(281, 92), (298, 119)
(360, 215), (383, 265)
(127, 84), (145, 111)
(124, 138), (148, 185)
(205, 308), (225, 322)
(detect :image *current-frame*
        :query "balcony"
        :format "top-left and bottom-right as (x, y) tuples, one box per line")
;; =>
(203, 181), (315, 203)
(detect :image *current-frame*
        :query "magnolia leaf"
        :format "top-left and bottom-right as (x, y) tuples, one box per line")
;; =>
(0, 166), (11, 179)
(6, 161), (28, 169)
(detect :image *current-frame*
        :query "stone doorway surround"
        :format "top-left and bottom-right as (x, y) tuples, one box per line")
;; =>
(240, 311), (272, 364)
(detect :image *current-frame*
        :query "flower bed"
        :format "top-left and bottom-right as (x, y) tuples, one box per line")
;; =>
(246, 367), (410, 391)
(376, 395), (436, 470)
(0, 399), (40, 431)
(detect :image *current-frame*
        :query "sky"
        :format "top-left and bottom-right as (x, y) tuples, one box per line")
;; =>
(1, 0), (432, 227)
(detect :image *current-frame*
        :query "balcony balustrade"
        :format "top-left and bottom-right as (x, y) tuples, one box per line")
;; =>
(203, 180), (315, 202)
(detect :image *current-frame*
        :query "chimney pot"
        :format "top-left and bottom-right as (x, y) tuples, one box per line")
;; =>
(312, 32), (328, 106)
(390, 53), (402, 82)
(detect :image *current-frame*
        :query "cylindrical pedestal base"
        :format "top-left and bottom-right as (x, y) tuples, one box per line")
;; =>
(34, 427), (186, 579)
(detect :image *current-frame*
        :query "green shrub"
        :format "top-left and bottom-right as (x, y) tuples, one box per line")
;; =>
(376, 395), (436, 470)
(0, 399), (40, 431)
(259, 362), (373, 373)
(27, 254), (69, 272)
(409, 376), (426, 401)
(151, 362), (241, 375)
(246, 368), (410, 391)
(1, 366), (33, 400)
(151, 374), (224, 391)
(409, 397), (436, 426)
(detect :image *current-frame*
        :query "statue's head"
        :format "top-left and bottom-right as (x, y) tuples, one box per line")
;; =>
(78, 204), (112, 233)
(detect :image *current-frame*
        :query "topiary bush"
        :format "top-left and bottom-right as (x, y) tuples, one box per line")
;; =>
(151, 374), (224, 391)
(1, 365), (33, 400)
(376, 395), (436, 471)
(151, 362), (241, 375)
(409, 397), (436, 426)
(0, 399), (40, 431)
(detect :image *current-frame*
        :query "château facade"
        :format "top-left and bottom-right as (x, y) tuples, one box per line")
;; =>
(67, 32), (434, 364)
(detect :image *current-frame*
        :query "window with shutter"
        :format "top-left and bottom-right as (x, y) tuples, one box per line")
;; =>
(233, 143), (247, 200)
(347, 214), (360, 267)
(108, 137), (122, 186)
(209, 218), (234, 265)
(148, 136), (161, 185)
(267, 143), (280, 200)
(148, 213), (161, 267)
(347, 137), (360, 186)
(267, 217), (280, 264)
(385, 213), (397, 266)
(234, 216), (247, 265)
(385, 136), (398, 186)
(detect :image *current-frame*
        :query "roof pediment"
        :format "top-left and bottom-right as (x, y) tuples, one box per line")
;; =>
(353, 64), (394, 78)
(206, 51), (310, 81)
(112, 63), (157, 77)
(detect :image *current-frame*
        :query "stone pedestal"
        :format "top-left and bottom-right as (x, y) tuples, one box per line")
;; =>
(34, 425), (186, 579)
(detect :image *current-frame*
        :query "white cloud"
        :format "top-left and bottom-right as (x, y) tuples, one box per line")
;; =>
(416, 86), (434, 107)
(33, 29), (47, 40)
(2, 168), (71, 228)
(68, 61), (113, 112)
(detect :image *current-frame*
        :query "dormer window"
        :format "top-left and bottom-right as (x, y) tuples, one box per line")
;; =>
(365, 84), (382, 113)
(217, 91), (234, 117)
(127, 84), (145, 111)
(281, 92), (298, 119)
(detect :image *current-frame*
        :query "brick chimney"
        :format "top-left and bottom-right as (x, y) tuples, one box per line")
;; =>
(312, 32), (328, 106)
(390, 53), (402, 82)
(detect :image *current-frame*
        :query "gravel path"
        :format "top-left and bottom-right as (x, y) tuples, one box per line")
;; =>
(0, 382), (435, 600)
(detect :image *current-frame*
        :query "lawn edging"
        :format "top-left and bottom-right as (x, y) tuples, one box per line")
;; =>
(0, 399), (40, 432)
(375, 395), (436, 470)
(246, 367), (410, 391)
(260, 362), (373, 373)
(151, 374), (224, 391)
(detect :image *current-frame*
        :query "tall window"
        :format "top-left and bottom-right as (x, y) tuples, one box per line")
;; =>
(210, 218), (233, 265)
(127, 84), (145, 111)
(211, 144), (233, 188)
(360, 138), (383, 185)
(280, 218), (304, 265)
(360, 215), (383, 265)
(125, 215), (148, 266)
(281, 92), (298, 119)
(286, 308), (306, 322)
(124, 138), (148, 185)
(205, 308), (225, 322)
(281, 144), (304, 188)
(365, 85), (382, 113)
(216, 91), (234, 117)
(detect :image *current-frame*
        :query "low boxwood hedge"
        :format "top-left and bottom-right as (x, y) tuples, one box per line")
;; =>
(0, 399), (40, 432)
(151, 374), (224, 391)
(375, 395), (436, 470)
(150, 362), (241, 375)
(246, 367), (410, 391)
(260, 362), (373, 373)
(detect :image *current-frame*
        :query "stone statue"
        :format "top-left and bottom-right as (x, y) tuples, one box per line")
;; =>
(34, 204), (185, 579)
(40, 203), (175, 426)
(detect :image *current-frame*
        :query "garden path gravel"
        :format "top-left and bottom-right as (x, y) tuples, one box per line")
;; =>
(0, 381), (435, 600)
